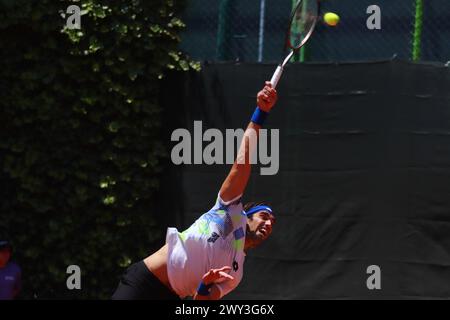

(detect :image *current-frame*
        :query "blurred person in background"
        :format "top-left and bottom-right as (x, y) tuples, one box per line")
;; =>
(0, 240), (21, 300)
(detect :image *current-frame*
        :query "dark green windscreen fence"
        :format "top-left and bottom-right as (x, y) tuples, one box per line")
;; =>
(180, 0), (450, 63)
(160, 60), (450, 299)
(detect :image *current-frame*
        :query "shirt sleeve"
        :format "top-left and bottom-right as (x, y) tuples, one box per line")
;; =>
(215, 193), (243, 212)
(15, 267), (22, 293)
(218, 193), (242, 206)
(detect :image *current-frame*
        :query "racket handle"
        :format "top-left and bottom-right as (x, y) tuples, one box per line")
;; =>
(270, 65), (283, 88)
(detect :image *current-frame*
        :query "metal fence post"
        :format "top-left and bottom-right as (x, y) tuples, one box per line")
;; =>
(258, 0), (267, 62)
(412, 0), (424, 61)
(217, 0), (234, 60)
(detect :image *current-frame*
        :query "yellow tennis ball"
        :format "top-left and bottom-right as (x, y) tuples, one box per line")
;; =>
(324, 12), (340, 27)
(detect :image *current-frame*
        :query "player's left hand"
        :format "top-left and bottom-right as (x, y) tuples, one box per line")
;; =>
(202, 266), (234, 285)
(257, 81), (278, 112)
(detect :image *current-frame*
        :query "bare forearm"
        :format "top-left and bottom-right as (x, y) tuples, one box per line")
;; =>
(193, 293), (211, 300)
(219, 82), (277, 202)
(220, 122), (260, 202)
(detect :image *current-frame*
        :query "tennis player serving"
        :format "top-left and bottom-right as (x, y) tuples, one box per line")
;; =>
(112, 82), (278, 300)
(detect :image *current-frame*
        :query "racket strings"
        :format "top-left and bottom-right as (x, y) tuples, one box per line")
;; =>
(288, 0), (319, 49)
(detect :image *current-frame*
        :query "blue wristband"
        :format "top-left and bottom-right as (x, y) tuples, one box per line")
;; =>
(197, 282), (212, 296)
(251, 107), (268, 126)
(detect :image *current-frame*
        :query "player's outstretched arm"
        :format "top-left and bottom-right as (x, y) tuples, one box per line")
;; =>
(219, 82), (277, 202)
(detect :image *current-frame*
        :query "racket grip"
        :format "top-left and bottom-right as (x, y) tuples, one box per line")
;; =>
(270, 65), (283, 88)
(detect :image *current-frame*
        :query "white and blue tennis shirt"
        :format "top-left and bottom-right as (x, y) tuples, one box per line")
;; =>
(166, 194), (247, 299)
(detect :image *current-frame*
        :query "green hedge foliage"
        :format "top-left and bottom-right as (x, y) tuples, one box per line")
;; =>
(0, 0), (198, 299)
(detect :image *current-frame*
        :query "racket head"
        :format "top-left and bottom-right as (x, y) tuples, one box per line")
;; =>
(287, 0), (320, 50)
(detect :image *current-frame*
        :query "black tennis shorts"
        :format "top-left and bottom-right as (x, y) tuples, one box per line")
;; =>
(112, 260), (179, 300)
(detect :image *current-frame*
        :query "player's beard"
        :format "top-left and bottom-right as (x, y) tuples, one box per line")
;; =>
(245, 226), (265, 249)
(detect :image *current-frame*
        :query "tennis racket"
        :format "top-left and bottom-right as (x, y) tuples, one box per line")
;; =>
(270, 0), (320, 88)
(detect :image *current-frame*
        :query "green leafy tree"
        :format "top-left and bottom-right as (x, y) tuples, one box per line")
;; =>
(0, 0), (198, 299)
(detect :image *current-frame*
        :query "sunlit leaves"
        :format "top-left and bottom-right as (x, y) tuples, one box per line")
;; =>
(1, 0), (197, 300)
